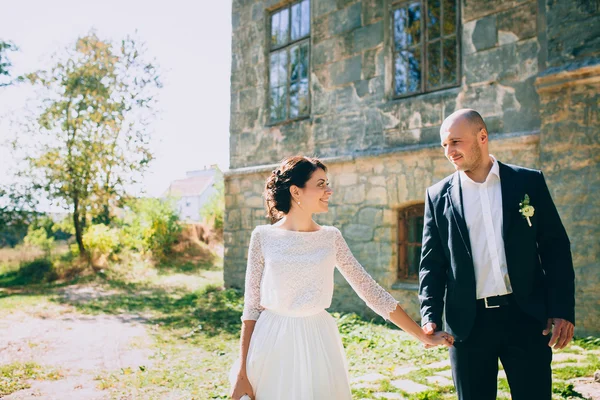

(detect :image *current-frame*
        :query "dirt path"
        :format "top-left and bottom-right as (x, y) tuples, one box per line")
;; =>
(0, 286), (154, 399)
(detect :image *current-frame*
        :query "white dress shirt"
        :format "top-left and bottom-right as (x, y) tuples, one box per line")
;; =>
(460, 155), (513, 299)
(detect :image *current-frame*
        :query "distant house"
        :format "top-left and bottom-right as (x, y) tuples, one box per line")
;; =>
(162, 165), (223, 223)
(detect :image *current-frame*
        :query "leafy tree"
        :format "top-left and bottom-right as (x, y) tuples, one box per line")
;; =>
(0, 40), (17, 86)
(17, 32), (161, 257)
(0, 185), (39, 247)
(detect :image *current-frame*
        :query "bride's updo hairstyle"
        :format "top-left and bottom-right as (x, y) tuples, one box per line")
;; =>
(265, 156), (327, 223)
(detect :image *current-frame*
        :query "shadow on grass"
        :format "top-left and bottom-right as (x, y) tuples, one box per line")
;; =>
(156, 249), (223, 275)
(155, 258), (222, 275)
(54, 276), (243, 338)
(0, 259), (55, 287)
(0, 256), (96, 297)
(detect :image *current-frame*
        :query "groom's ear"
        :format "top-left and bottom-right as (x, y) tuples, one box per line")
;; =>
(478, 127), (488, 144)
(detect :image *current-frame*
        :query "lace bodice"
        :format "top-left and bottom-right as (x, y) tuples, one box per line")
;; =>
(241, 225), (398, 321)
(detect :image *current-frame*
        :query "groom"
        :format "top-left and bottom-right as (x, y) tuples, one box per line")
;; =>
(418, 109), (575, 399)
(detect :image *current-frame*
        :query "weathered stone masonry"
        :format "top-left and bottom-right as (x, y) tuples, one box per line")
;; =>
(226, 0), (600, 335)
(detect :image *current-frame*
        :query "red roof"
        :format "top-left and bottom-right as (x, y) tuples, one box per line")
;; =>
(163, 175), (214, 198)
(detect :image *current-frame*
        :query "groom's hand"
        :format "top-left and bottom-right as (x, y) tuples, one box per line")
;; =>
(422, 322), (437, 335)
(543, 318), (574, 350)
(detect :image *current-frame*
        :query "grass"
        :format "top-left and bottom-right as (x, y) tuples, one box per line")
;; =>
(76, 269), (239, 399)
(1, 252), (599, 400)
(0, 246), (45, 265)
(0, 362), (63, 396)
(553, 382), (588, 399)
(553, 357), (600, 381)
(572, 336), (600, 350)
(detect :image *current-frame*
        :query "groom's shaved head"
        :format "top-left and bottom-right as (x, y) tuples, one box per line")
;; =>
(441, 109), (487, 135)
(439, 108), (490, 174)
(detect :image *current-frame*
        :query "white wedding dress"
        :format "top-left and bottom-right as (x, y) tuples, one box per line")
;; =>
(230, 224), (398, 400)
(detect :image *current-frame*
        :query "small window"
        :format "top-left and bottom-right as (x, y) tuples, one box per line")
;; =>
(397, 204), (425, 281)
(391, 0), (459, 97)
(268, 0), (311, 124)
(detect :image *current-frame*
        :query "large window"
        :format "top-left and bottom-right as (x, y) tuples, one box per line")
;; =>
(391, 0), (459, 97)
(397, 204), (425, 281)
(268, 0), (311, 124)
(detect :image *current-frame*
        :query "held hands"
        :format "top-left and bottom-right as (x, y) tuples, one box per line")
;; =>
(422, 322), (437, 335)
(543, 318), (574, 350)
(231, 372), (254, 400)
(421, 322), (455, 348)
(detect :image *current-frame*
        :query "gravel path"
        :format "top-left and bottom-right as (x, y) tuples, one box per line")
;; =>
(0, 286), (153, 399)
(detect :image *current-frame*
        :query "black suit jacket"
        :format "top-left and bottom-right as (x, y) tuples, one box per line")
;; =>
(418, 162), (575, 342)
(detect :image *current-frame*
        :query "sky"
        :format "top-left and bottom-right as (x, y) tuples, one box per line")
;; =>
(0, 0), (232, 203)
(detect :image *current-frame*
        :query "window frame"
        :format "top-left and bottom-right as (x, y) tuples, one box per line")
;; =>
(397, 203), (425, 282)
(389, 0), (461, 100)
(266, 0), (312, 126)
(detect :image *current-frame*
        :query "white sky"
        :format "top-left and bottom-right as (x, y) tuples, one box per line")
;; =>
(0, 0), (232, 204)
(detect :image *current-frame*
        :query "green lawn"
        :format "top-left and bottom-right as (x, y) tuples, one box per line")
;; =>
(0, 257), (598, 400)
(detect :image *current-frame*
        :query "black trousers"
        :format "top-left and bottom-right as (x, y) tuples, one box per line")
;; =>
(449, 298), (553, 400)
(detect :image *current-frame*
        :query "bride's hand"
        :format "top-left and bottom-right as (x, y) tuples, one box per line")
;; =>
(231, 372), (254, 400)
(422, 330), (454, 348)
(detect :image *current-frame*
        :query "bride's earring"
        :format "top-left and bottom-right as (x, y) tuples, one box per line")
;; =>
(297, 201), (301, 205)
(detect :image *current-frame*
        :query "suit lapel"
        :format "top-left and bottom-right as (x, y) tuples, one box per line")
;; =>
(446, 172), (472, 258)
(499, 162), (519, 239)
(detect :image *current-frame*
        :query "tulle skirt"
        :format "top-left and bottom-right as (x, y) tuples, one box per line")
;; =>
(229, 309), (352, 400)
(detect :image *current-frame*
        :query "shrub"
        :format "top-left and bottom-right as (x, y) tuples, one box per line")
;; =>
(50, 215), (75, 239)
(16, 258), (57, 284)
(117, 198), (182, 262)
(145, 200), (182, 262)
(23, 225), (54, 257)
(82, 224), (119, 267)
(200, 181), (224, 231)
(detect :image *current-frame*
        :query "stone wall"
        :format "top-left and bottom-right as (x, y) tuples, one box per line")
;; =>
(230, 0), (542, 169)
(226, 0), (600, 334)
(544, 0), (600, 68)
(225, 135), (540, 321)
(535, 64), (600, 336)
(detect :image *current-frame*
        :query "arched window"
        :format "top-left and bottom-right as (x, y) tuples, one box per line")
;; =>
(397, 203), (425, 282)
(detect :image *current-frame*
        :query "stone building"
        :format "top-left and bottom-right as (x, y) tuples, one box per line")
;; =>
(224, 0), (600, 335)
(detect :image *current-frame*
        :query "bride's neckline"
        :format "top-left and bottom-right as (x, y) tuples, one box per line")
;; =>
(270, 224), (326, 233)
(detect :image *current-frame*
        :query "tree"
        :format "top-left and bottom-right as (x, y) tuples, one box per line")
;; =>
(17, 32), (162, 257)
(0, 184), (39, 247)
(0, 40), (17, 87)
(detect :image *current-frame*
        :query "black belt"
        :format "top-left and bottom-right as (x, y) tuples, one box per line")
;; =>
(476, 294), (513, 309)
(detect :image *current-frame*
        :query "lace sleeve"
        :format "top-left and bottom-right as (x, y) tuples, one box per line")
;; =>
(241, 228), (265, 321)
(333, 228), (398, 320)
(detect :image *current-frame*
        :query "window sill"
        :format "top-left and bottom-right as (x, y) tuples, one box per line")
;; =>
(265, 115), (311, 127)
(391, 281), (419, 291)
(387, 85), (461, 103)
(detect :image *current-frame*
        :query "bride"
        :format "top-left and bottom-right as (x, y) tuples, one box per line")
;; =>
(230, 156), (453, 400)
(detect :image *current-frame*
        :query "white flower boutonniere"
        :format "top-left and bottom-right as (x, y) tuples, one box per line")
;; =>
(519, 194), (535, 227)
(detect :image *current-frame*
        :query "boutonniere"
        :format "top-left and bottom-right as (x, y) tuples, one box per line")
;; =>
(519, 194), (535, 227)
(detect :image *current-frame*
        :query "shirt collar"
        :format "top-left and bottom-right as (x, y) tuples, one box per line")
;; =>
(459, 155), (500, 186)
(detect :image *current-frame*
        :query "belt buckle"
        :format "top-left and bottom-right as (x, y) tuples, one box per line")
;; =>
(484, 297), (500, 309)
